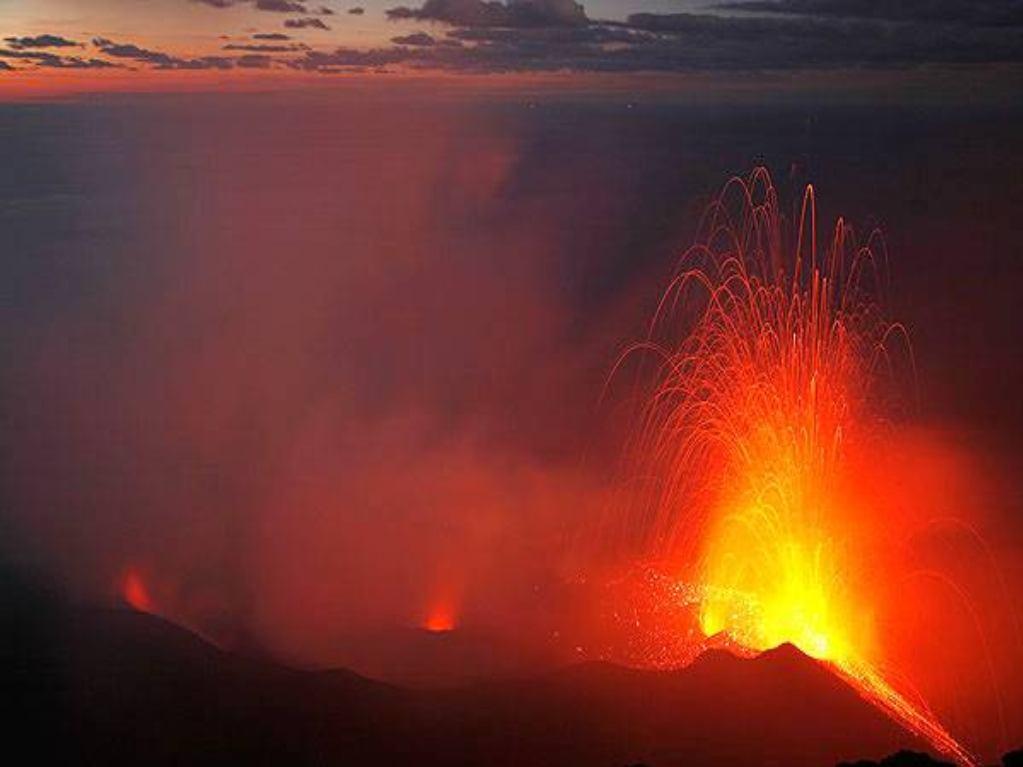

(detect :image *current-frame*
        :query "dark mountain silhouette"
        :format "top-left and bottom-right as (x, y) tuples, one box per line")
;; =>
(0, 568), (982, 767)
(839, 747), (1023, 767)
(323, 623), (561, 688)
(838, 749), (957, 767)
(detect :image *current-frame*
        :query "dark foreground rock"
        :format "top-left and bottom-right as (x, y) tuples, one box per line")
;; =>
(2, 568), (947, 767)
(838, 749), (956, 767)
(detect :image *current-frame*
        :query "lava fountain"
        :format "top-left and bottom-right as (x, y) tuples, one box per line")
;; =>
(608, 169), (974, 764)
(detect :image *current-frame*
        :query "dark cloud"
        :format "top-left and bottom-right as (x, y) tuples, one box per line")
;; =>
(285, 17), (331, 28)
(0, 48), (120, 69)
(256, 0), (308, 11)
(392, 32), (438, 45)
(4, 34), (82, 50)
(236, 53), (275, 67)
(290, 47), (410, 70)
(187, 56), (235, 69)
(620, 11), (1023, 66)
(386, 0), (588, 28)
(349, 6), (366, 13)
(90, 35), (291, 70)
(287, 27), (634, 71)
(716, 0), (1023, 27)
(57, 58), (120, 69)
(224, 42), (308, 51)
(192, 0), (314, 11)
(93, 37), (182, 67)
(447, 23), (643, 45)
(317, 5), (337, 14)
(0, 60), (11, 70)
(92, 38), (236, 69)
(30, 0), (1023, 75)
(288, 8), (1023, 74)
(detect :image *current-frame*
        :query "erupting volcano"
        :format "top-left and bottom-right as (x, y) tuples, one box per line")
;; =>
(608, 169), (974, 764)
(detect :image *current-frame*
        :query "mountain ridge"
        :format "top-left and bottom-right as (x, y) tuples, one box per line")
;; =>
(8, 605), (942, 766)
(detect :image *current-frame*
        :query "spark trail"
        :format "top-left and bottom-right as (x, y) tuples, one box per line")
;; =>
(608, 169), (973, 764)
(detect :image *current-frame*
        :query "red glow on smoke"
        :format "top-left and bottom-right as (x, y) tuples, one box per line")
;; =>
(423, 601), (458, 632)
(121, 568), (155, 613)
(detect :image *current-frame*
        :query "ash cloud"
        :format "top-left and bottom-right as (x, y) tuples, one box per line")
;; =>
(0, 96), (641, 667)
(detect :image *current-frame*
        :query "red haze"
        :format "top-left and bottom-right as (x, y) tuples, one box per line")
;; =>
(424, 606), (457, 633)
(121, 568), (154, 613)
(2, 93), (1021, 762)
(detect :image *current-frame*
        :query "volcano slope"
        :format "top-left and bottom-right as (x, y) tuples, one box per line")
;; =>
(2, 572), (944, 767)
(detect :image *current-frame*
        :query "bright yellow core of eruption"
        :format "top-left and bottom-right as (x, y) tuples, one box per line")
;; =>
(692, 399), (871, 664)
(626, 173), (972, 764)
(698, 506), (857, 662)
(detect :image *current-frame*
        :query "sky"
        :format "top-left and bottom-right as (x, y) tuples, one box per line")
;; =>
(1, 0), (1022, 94)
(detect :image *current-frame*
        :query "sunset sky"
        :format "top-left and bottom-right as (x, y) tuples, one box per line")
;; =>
(2, 0), (1022, 94)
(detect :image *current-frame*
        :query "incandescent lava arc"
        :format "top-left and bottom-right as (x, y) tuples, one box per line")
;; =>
(607, 169), (974, 765)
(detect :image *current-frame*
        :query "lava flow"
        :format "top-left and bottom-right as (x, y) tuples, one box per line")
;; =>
(610, 169), (974, 764)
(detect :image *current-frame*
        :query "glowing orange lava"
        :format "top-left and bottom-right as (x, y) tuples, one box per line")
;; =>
(423, 602), (457, 632)
(612, 169), (974, 764)
(121, 568), (155, 613)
